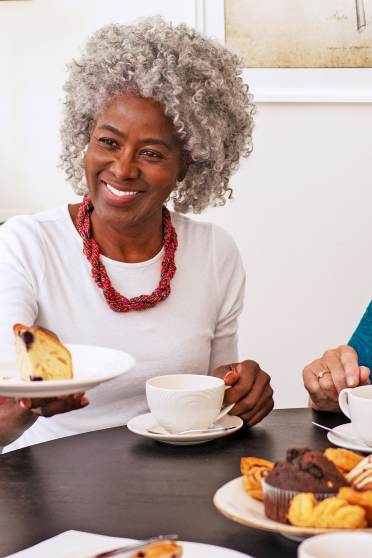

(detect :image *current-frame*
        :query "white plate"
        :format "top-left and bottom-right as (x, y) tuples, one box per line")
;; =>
(0, 344), (135, 398)
(5, 530), (253, 557)
(327, 423), (372, 453)
(213, 476), (372, 541)
(127, 412), (243, 445)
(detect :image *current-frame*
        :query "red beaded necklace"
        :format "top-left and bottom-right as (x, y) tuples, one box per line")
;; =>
(76, 197), (178, 312)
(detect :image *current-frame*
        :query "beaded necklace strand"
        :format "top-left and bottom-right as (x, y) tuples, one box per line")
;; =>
(76, 197), (178, 312)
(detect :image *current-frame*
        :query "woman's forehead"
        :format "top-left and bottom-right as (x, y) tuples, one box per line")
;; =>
(94, 93), (178, 142)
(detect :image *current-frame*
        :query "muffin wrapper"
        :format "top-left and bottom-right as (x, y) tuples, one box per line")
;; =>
(262, 480), (335, 524)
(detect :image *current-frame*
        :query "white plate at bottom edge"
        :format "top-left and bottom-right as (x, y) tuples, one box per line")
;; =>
(327, 423), (372, 453)
(5, 530), (253, 557)
(213, 476), (372, 541)
(127, 412), (243, 445)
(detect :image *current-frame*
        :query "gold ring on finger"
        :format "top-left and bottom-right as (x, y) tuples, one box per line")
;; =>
(317, 369), (330, 380)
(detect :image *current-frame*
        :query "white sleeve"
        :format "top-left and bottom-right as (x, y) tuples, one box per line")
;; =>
(0, 217), (44, 349)
(208, 225), (246, 372)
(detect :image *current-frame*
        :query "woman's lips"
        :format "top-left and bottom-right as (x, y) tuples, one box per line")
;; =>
(101, 180), (143, 204)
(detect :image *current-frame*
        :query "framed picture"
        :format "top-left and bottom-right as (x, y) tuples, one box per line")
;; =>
(196, 0), (372, 102)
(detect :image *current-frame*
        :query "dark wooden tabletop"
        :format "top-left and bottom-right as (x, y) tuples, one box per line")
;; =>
(0, 408), (348, 558)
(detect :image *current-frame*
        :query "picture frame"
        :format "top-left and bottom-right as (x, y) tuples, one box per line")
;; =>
(196, 0), (372, 102)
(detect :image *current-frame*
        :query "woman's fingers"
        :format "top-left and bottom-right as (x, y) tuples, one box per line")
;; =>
(212, 360), (274, 425)
(338, 345), (361, 387)
(360, 366), (371, 385)
(241, 395), (275, 426)
(303, 345), (365, 412)
(18, 393), (89, 417)
(320, 349), (348, 393)
(222, 361), (260, 407)
(229, 369), (272, 417)
(303, 360), (339, 411)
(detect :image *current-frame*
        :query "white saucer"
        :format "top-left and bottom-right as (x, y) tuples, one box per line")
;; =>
(327, 422), (372, 453)
(127, 412), (243, 445)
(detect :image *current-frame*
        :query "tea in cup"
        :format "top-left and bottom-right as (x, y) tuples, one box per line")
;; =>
(338, 385), (372, 446)
(146, 374), (233, 434)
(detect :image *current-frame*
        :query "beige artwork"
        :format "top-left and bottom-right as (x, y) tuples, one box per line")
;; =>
(225, 0), (372, 67)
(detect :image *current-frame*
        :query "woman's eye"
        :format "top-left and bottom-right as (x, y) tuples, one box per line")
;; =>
(97, 137), (119, 149)
(141, 149), (163, 160)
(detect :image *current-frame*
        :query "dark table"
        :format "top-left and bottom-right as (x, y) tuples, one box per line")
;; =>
(0, 408), (347, 557)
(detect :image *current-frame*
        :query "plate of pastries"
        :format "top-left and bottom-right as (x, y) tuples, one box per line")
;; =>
(0, 324), (135, 398)
(213, 446), (372, 539)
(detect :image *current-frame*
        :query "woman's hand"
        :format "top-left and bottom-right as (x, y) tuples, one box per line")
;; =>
(212, 360), (274, 426)
(303, 345), (371, 412)
(18, 392), (89, 417)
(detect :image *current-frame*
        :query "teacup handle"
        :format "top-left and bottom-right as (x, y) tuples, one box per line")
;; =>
(338, 388), (351, 418)
(216, 385), (235, 421)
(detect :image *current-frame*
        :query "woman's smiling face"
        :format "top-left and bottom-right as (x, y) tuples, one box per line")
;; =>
(85, 93), (185, 230)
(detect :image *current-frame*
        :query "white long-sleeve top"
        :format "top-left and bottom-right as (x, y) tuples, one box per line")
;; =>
(0, 205), (245, 452)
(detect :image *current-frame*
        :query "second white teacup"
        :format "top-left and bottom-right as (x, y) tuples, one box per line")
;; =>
(298, 532), (372, 558)
(339, 385), (372, 446)
(146, 374), (233, 434)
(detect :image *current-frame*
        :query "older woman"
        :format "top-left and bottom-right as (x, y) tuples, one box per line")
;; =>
(0, 18), (274, 452)
(303, 300), (372, 411)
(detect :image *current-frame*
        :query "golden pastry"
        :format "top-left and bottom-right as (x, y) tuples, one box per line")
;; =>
(287, 493), (316, 527)
(240, 457), (274, 501)
(288, 493), (367, 529)
(324, 448), (364, 474)
(339, 487), (372, 526)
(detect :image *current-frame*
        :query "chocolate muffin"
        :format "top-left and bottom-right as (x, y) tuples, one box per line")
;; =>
(263, 447), (349, 523)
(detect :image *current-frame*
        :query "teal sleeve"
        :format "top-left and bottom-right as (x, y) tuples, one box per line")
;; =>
(348, 300), (372, 370)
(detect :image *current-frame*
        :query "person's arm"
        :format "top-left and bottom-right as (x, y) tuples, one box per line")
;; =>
(208, 226), (274, 425)
(0, 218), (88, 448)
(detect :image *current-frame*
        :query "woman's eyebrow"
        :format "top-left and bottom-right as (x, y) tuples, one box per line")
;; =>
(96, 124), (124, 136)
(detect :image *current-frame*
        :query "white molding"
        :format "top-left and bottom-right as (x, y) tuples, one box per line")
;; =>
(198, 0), (372, 103)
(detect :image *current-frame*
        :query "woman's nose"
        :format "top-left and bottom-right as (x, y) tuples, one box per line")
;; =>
(110, 152), (139, 180)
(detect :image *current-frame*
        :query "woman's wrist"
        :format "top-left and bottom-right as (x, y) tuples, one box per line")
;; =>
(0, 398), (38, 447)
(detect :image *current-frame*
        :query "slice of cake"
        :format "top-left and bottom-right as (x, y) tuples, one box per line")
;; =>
(130, 542), (183, 558)
(13, 324), (73, 381)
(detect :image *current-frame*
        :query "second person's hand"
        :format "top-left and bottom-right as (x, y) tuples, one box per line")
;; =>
(303, 345), (370, 412)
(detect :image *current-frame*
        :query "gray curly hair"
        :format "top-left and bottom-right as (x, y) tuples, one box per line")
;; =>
(60, 16), (254, 213)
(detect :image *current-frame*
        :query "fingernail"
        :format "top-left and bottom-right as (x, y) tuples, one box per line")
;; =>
(224, 371), (236, 382)
(81, 398), (89, 406)
(347, 376), (355, 387)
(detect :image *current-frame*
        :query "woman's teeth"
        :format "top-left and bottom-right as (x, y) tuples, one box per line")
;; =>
(105, 183), (138, 197)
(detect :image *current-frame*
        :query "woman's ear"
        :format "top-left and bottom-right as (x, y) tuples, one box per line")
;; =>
(177, 151), (192, 182)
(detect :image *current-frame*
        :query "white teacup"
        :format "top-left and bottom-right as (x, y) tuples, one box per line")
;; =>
(298, 532), (372, 558)
(146, 374), (233, 434)
(339, 385), (372, 446)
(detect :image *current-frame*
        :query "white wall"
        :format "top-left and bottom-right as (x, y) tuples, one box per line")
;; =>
(1, 0), (371, 408)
